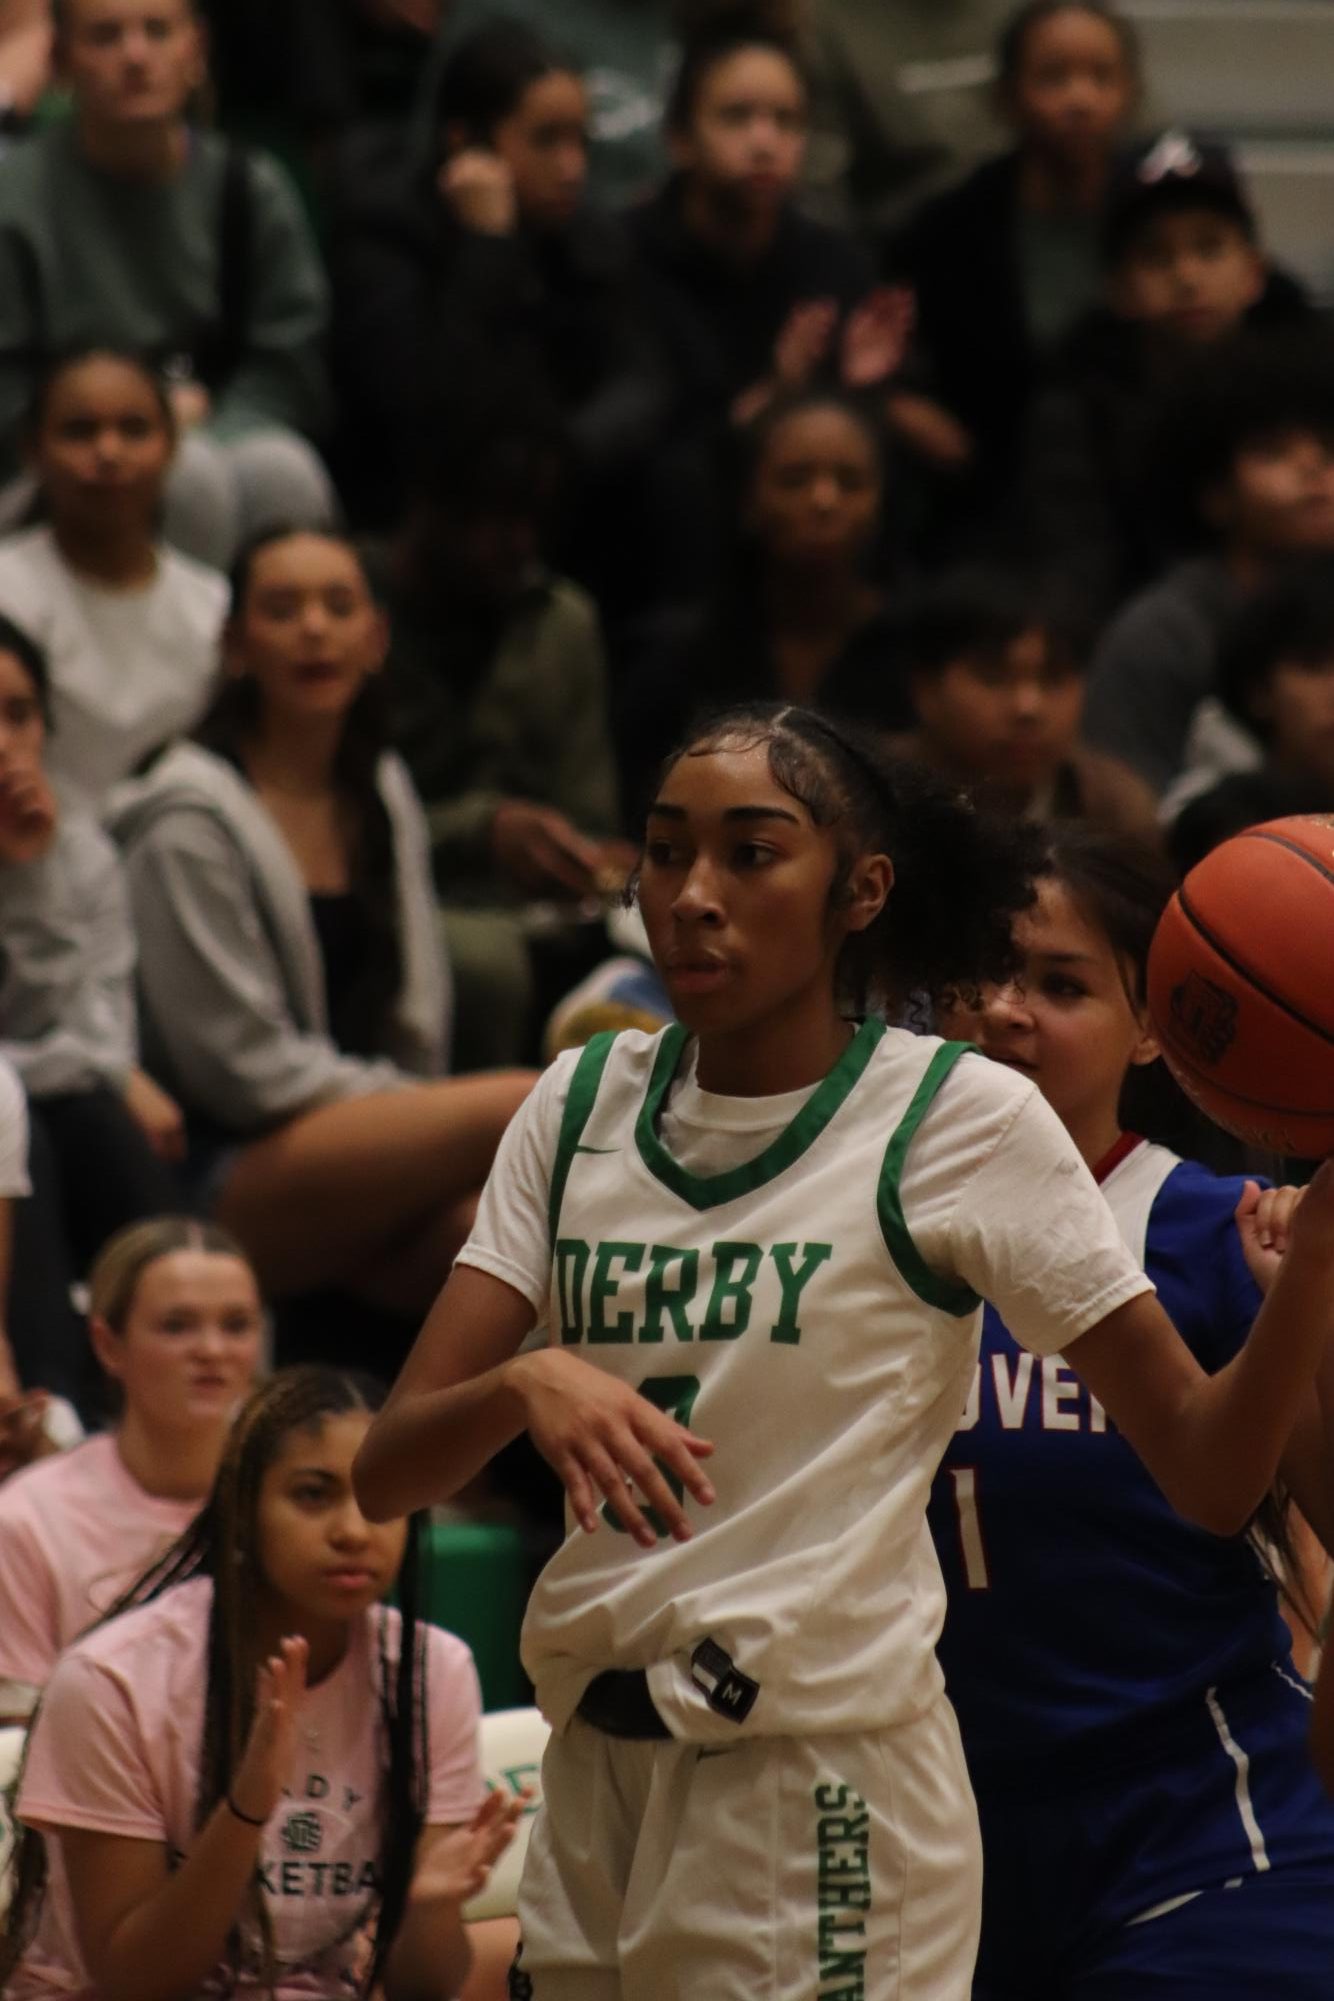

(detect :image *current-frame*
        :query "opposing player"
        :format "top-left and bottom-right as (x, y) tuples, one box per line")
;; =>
(932, 825), (1334, 1998)
(354, 704), (1334, 2000)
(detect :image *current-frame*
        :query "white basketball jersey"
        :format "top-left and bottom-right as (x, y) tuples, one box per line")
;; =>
(522, 1018), (990, 1744)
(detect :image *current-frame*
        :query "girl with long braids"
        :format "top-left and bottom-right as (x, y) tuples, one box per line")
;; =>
(114, 528), (534, 1327)
(355, 701), (1334, 2000)
(2, 1367), (522, 2001)
(0, 1216), (262, 1725)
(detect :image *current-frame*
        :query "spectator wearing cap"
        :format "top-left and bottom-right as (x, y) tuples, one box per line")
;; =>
(0, 0), (336, 570)
(1019, 128), (1320, 614)
(1082, 328), (1334, 798)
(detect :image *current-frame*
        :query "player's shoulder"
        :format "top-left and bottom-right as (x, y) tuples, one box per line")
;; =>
(506, 1025), (674, 1157)
(1143, 1151), (1260, 1262)
(872, 1034), (1059, 1212)
(549, 1024), (678, 1104)
(1137, 1152), (1265, 1361)
(892, 1032), (1039, 1134)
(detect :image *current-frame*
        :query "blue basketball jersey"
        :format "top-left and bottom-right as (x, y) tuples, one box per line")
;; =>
(928, 1135), (1294, 1773)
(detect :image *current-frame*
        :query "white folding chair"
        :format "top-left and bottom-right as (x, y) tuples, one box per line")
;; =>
(464, 1706), (550, 1923)
(0, 1725), (28, 1919)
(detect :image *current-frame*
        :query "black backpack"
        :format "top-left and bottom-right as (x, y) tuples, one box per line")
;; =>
(181, 140), (255, 393)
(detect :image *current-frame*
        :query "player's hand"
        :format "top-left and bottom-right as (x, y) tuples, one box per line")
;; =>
(229, 1636), (309, 1826)
(1235, 1181), (1307, 1294)
(124, 1068), (186, 1164)
(437, 149), (518, 235)
(490, 800), (603, 898)
(512, 1348), (715, 1548)
(1285, 1159), (1334, 1265)
(409, 1790), (530, 1909)
(0, 766), (56, 864)
(773, 298), (838, 389)
(839, 285), (915, 389)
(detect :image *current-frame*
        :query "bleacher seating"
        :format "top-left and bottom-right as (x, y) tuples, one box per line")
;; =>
(1121, 0), (1334, 298)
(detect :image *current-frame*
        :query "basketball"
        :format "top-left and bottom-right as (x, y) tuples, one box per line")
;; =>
(1147, 815), (1334, 1159)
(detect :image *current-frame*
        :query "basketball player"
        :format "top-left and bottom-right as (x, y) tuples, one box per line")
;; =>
(933, 825), (1334, 1997)
(354, 705), (1334, 2000)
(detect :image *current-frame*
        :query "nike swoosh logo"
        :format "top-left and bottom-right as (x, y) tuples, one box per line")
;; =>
(574, 1145), (620, 1155)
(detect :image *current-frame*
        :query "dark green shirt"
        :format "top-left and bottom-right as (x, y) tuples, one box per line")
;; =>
(0, 122), (329, 476)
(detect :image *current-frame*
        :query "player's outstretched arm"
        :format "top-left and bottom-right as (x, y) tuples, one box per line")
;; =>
(353, 1264), (715, 1544)
(1065, 1161), (1334, 1539)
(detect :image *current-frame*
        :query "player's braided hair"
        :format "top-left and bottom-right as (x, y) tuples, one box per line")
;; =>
(654, 700), (1043, 1013)
(0, 1369), (430, 2000)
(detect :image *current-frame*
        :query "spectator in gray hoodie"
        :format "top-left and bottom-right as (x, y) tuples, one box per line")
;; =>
(115, 528), (533, 1320)
(0, 610), (182, 1412)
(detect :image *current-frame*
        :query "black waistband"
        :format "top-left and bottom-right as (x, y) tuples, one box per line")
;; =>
(576, 1668), (672, 1740)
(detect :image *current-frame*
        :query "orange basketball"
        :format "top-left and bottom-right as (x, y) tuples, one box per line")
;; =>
(1147, 815), (1334, 1159)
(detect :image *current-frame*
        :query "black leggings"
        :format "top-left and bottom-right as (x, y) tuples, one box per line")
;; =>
(8, 1089), (184, 1417)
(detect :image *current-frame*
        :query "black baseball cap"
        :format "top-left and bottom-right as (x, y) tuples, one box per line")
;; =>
(1104, 130), (1257, 263)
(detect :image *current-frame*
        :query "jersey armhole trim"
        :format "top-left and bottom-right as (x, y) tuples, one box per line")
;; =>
(547, 1031), (619, 1243)
(877, 1041), (982, 1317)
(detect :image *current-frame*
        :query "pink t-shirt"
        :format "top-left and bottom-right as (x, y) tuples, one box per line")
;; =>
(0, 1434), (199, 1688)
(13, 1576), (485, 2000)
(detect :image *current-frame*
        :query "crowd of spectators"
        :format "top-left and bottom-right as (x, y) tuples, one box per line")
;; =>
(0, 0), (1331, 1992)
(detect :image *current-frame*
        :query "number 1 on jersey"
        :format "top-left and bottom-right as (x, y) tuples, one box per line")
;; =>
(603, 1374), (702, 1541)
(950, 1467), (990, 1590)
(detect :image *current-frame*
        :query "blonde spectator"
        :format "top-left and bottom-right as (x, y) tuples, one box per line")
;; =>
(0, 0), (335, 569)
(0, 1216), (262, 1724)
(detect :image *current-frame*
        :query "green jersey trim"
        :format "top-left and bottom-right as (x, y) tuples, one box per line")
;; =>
(548, 1031), (619, 1241)
(877, 1042), (981, 1317)
(634, 1016), (887, 1213)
